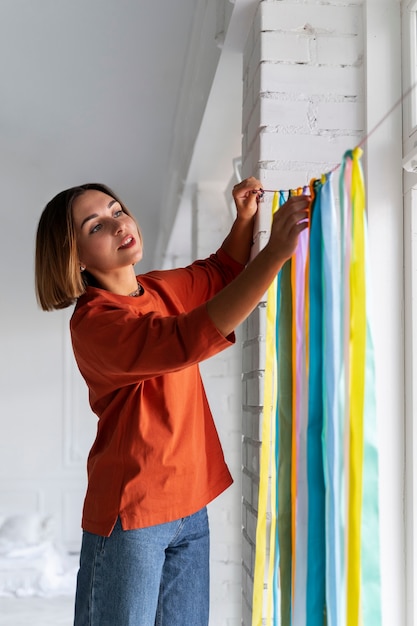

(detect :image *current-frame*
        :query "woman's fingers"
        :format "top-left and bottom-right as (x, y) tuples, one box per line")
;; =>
(232, 177), (264, 218)
(268, 196), (310, 259)
(232, 177), (263, 197)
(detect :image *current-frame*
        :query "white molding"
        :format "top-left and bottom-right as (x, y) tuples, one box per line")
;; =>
(403, 143), (417, 172)
(404, 187), (417, 626)
(402, 1), (417, 159)
(402, 2), (417, 625)
(364, 2), (405, 625)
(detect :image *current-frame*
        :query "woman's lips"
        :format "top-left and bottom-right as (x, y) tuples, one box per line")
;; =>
(119, 235), (135, 249)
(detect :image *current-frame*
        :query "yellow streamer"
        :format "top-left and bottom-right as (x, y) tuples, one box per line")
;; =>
(252, 192), (279, 626)
(346, 147), (366, 626)
(291, 187), (303, 605)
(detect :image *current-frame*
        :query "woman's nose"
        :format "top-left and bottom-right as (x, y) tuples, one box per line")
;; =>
(113, 220), (124, 234)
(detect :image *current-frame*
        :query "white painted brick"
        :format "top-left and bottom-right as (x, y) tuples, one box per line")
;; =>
(245, 99), (262, 160)
(260, 95), (310, 128)
(255, 199), (274, 237)
(244, 137), (263, 179)
(316, 100), (364, 131)
(244, 372), (264, 407)
(315, 34), (363, 66)
(243, 338), (266, 374)
(261, 31), (311, 63)
(260, 62), (364, 97)
(259, 131), (360, 166)
(307, 0), (364, 5)
(252, 475), (259, 510)
(251, 230), (270, 261)
(259, 167), (312, 193)
(242, 408), (262, 442)
(247, 439), (261, 477)
(242, 438), (251, 472)
(245, 33), (262, 99)
(242, 469), (253, 504)
(244, 305), (267, 341)
(242, 80), (257, 137)
(242, 377), (249, 407)
(246, 507), (259, 544)
(242, 532), (254, 576)
(260, 2), (362, 36)
(242, 409), (250, 439)
(241, 438), (248, 472)
(243, 5), (260, 79)
(242, 595), (253, 626)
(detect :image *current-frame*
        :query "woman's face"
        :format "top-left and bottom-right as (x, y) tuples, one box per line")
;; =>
(72, 190), (143, 278)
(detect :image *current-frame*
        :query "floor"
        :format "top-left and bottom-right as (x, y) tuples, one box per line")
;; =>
(0, 597), (74, 626)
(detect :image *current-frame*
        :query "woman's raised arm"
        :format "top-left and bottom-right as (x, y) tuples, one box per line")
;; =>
(220, 177), (263, 266)
(207, 193), (309, 337)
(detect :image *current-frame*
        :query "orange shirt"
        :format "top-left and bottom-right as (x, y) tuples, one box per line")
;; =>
(70, 249), (244, 536)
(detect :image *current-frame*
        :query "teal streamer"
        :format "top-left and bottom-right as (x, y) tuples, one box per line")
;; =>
(338, 153), (352, 625)
(306, 180), (326, 624)
(321, 173), (342, 626)
(273, 270), (281, 625)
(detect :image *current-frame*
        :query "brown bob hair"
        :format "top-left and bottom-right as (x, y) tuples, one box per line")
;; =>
(35, 183), (140, 311)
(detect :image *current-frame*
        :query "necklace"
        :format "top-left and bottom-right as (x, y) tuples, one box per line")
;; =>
(128, 282), (144, 297)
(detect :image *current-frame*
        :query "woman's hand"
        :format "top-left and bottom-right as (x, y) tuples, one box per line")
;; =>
(207, 190), (309, 337)
(232, 177), (264, 221)
(265, 195), (310, 263)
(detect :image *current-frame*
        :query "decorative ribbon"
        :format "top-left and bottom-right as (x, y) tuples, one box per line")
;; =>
(252, 148), (381, 626)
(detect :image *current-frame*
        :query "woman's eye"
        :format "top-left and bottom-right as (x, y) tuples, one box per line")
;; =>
(90, 223), (102, 234)
(114, 209), (123, 218)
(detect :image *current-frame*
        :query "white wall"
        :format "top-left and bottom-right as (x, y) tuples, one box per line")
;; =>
(0, 165), (96, 552)
(365, 2), (404, 624)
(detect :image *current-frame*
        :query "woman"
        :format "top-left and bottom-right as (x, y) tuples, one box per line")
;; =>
(35, 177), (309, 625)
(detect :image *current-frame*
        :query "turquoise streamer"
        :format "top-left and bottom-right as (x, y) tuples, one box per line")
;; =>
(321, 173), (342, 626)
(306, 180), (326, 624)
(273, 270), (281, 625)
(338, 155), (352, 626)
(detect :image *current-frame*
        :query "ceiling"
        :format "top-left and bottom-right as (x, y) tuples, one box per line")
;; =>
(0, 0), (258, 297)
(0, 0), (212, 272)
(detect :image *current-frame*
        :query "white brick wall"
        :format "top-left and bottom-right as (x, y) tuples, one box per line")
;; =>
(240, 1), (365, 623)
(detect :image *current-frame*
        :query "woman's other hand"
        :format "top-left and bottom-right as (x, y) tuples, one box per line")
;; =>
(266, 195), (310, 263)
(232, 177), (264, 221)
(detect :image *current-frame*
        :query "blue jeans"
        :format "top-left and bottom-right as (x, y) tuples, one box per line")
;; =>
(74, 507), (210, 626)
